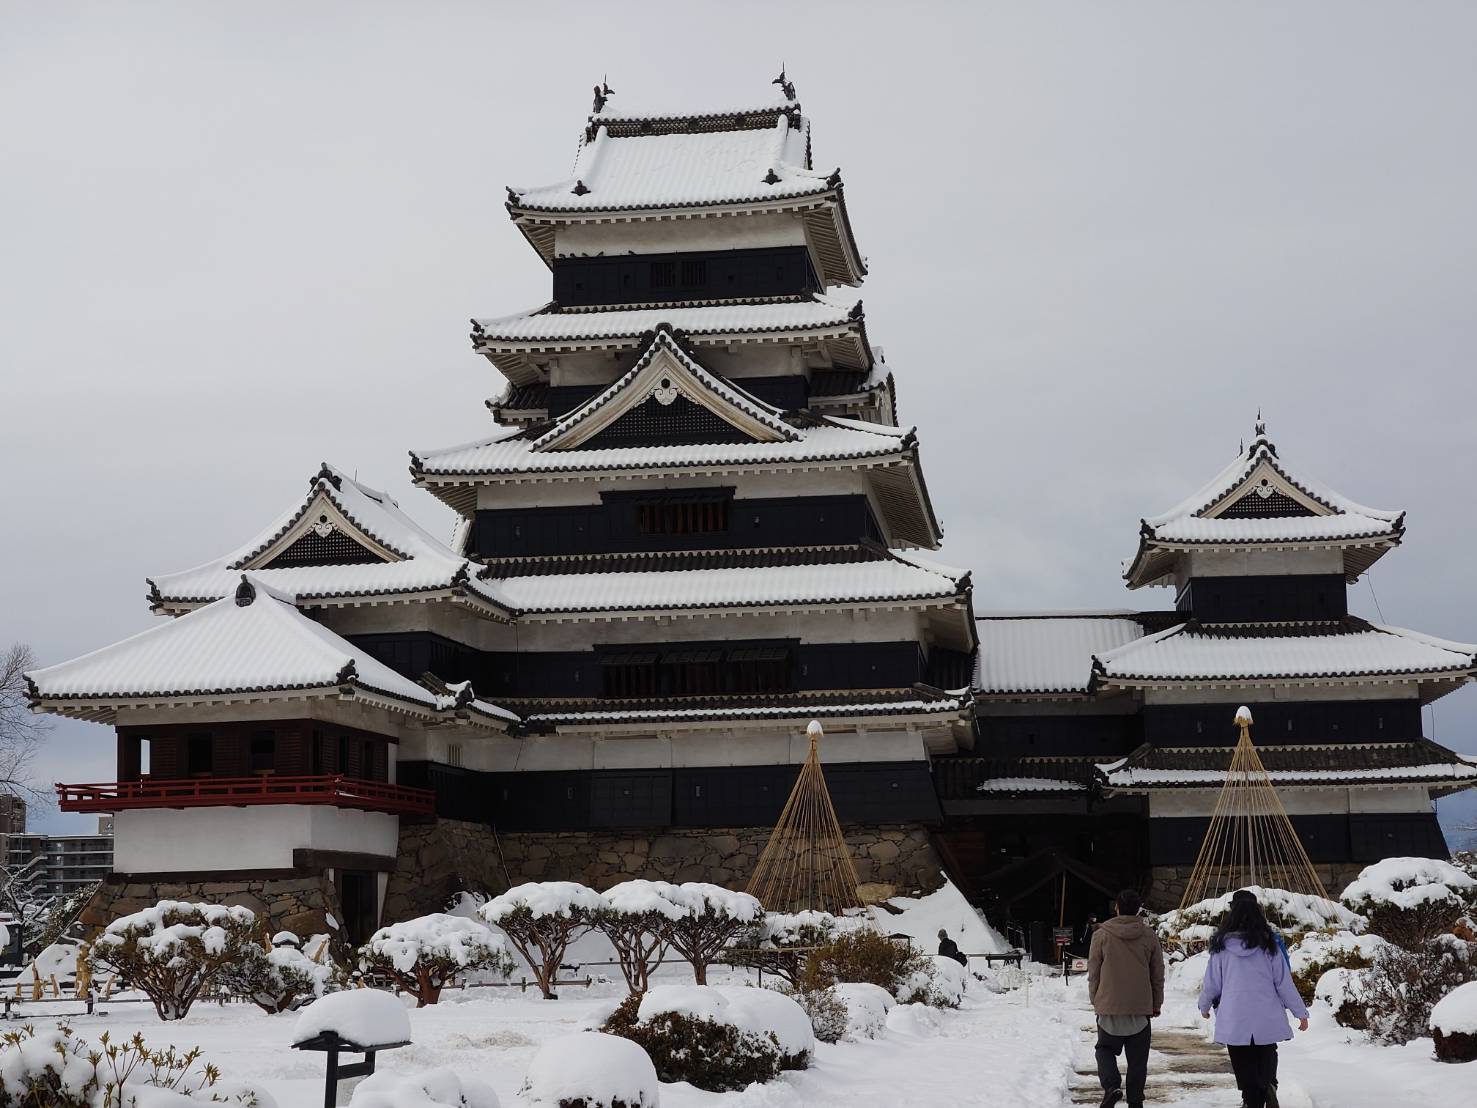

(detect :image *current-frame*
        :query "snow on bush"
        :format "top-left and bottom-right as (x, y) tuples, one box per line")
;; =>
(725, 909), (841, 988)
(359, 914), (513, 1006)
(350, 1067), (500, 1108)
(90, 900), (258, 1021)
(777, 984), (848, 1043)
(833, 981), (893, 1040)
(291, 988), (411, 1048)
(1155, 886), (1361, 946)
(1315, 966), (1372, 1031)
(480, 882), (607, 1000)
(595, 880), (685, 996)
(896, 954), (967, 1008)
(1347, 935), (1477, 1045)
(1288, 930), (1387, 1003)
(601, 984), (811, 1091)
(1430, 979), (1477, 1063)
(519, 1031), (658, 1108)
(1341, 858), (1477, 949)
(220, 932), (340, 1015)
(0, 1024), (276, 1106)
(801, 925), (933, 1002)
(658, 883), (761, 986)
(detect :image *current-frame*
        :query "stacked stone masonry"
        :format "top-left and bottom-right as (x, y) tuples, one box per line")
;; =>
(81, 873), (345, 944)
(383, 819), (946, 921)
(1146, 863), (1367, 912)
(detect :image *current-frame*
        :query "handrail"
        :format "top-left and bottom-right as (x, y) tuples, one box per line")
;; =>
(55, 774), (434, 816)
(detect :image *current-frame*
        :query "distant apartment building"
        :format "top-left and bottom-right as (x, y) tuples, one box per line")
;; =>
(7, 820), (113, 900)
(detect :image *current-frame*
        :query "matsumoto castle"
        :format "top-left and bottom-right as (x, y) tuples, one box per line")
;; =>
(28, 79), (1477, 951)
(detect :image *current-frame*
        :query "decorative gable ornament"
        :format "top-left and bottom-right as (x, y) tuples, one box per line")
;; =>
(531, 324), (800, 453)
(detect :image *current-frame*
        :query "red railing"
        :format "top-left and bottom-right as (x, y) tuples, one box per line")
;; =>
(55, 774), (434, 816)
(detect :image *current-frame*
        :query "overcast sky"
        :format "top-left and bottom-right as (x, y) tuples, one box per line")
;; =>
(4, 2), (1475, 841)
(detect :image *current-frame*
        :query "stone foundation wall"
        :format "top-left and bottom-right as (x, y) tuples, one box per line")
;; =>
(382, 820), (944, 922)
(79, 873), (344, 942)
(1147, 863), (1367, 911)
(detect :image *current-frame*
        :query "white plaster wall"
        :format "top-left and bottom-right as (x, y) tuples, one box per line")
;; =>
(475, 467), (882, 509)
(513, 606), (925, 649)
(113, 806), (400, 874)
(114, 699), (418, 740)
(554, 212), (806, 256)
(505, 726), (929, 771)
(551, 341), (817, 388)
(1148, 785), (1432, 818)
(1178, 547), (1345, 584)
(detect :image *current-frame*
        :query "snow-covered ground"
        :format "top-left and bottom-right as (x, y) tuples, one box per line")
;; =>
(10, 955), (1473, 1107)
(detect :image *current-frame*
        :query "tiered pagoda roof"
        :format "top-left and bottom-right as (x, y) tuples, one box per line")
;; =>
(1125, 423), (1405, 588)
(471, 295), (873, 385)
(505, 81), (865, 286)
(28, 576), (516, 727)
(1092, 619), (1477, 690)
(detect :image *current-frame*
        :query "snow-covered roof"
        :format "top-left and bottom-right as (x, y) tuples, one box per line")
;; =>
(29, 577), (440, 715)
(28, 577), (519, 726)
(413, 415), (915, 481)
(974, 613), (1149, 695)
(523, 694), (966, 728)
(1100, 741), (1477, 791)
(503, 84), (865, 286)
(531, 324), (799, 451)
(495, 549), (969, 617)
(1092, 620), (1477, 686)
(1126, 425), (1405, 588)
(149, 464), (507, 616)
(974, 776), (1088, 794)
(511, 110), (827, 213)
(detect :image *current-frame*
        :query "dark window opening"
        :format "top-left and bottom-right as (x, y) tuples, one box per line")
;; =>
(311, 730), (326, 775)
(187, 734), (213, 777)
(680, 258), (707, 287)
(637, 498), (730, 535)
(599, 646), (793, 698)
(649, 261), (676, 289)
(338, 734), (351, 775)
(249, 730), (275, 773)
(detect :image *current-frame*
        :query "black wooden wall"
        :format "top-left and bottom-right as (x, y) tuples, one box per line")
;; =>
(1148, 812), (1447, 864)
(552, 247), (820, 307)
(1177, 574), (1348, 623)
(1141, 700), (1421, 747)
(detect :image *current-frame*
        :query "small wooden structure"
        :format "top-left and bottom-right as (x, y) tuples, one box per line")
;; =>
(747, 720), (863, 914)
(1179, 706), (1329, 908)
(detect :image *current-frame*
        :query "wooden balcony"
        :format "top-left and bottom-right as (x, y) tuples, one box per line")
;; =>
(55, 774), (434, 817)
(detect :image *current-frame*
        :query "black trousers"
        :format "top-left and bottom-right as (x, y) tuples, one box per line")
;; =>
(1226, 1042), (1279, 1108)
(1095, 1021), (1151, 1104)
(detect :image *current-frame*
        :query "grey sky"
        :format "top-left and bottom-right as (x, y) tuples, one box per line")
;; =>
(4, 2), (1475, 840)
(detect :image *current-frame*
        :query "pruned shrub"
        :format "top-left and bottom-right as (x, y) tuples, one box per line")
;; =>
(481, 883), (606, 1000)
(595, 881), (684, 996)
(833, 981), (893, 1039)
(1315, 966), (1371, 1031)
(1431, 980), (1477, 1063)
(1353, 936), (1477, 1044)
(660, 884), (761, 985)
(519, 1031), (658, 1108)
(800, 926), (930, 998)
(777, 983), (848, 1043)
(600, 985), (811, 1092)
(896, 954), (967, 1008)
(0, 1024), (276, 1105)
(724, 910), (840, 988)
(358, 914), (513, 1007)
(217, 932), (340, 1015)
(1341, 858), (1477, 951)
(89, 900), (258, 1021)
(1288, 930), (1386, 1004)
(1156, 886), (1361, 948)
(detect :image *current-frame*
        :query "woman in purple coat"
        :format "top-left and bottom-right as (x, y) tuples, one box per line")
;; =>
(1197, 893), (1310, 1108)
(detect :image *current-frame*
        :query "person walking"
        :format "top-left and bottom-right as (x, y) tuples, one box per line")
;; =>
(1087, 889), (1164, 1108)
(1197, 891), (1310, 1108)
(937, 928), (967, 966)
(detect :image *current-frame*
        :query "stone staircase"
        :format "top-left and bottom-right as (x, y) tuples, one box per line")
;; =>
(1066, 1020), (1244, 1106)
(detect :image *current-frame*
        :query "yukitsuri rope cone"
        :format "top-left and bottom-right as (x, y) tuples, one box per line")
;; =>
(747, 720), (864, 915)
(1178, 705), (1329, 909)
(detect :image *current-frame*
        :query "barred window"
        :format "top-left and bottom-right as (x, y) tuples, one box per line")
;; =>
(637, 498), (730, 535)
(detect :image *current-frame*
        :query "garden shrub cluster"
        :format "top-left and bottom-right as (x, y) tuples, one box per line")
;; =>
(357, 914), (513, 1007)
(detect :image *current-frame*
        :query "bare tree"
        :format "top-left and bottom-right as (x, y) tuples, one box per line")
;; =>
(0, 855), (54, 951)
(0, 643), (49, 800)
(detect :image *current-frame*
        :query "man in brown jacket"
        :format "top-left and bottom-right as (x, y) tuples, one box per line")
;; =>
(1087, 889), (1165, 1108)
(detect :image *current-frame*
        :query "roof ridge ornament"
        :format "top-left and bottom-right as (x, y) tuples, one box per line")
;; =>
(773, 66), (797, 102)
(235, 575), (256, 607)
(592, 78), (614, 115)
(1255, 409), (1267, 439)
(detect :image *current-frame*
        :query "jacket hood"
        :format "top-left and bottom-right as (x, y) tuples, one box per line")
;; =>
(1221, 935), (1265, 957)
(1099, 914), (1151, 941)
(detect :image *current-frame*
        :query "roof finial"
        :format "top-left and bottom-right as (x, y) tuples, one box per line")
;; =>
(1255, 408), (1266, 438)
(592, 77), (613, 114)
(773, 65), (796, 102)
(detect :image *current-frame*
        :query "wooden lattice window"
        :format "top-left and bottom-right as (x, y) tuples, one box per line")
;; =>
(1220, 484), (1315, 518)
(265, 521), (383, 566)
(249, 730), (275, 773)
(649, 261), (676, 289)
(637, 498), (730, 535)
(680, 258), (707, 287)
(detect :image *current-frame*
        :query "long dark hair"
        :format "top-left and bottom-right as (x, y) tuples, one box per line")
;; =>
(1209, 892), (1278, 953)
